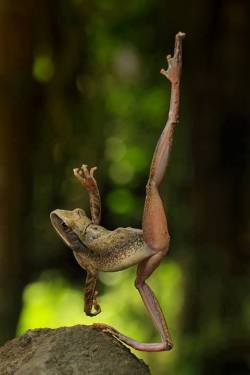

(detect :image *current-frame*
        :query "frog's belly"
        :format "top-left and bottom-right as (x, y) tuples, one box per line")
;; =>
(96, 242), (154, 272)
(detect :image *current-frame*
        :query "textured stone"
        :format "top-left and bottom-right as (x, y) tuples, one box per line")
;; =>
(0, 325), (151, 375)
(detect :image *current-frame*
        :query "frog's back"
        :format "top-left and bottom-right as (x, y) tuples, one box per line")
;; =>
(83, 225), (153, 272)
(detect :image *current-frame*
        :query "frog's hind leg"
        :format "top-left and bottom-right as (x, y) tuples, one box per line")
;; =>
(93, 32), (185, 352)
(130, 31), (185, 351)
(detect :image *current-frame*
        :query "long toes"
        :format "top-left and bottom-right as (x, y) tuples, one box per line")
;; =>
(81, 164), (90, 177)
(160, 68), (168, 78)
(92, 324), (119, 335)
(73, 168), (82, 177)
(81, 164), (88, 171)
(92, 324), (116, 335)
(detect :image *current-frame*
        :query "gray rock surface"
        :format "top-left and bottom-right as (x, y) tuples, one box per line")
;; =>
(0, 325), (151, 375)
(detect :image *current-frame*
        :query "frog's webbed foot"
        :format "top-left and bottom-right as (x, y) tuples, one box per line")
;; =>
(160, 31), (185, 83)
(92, 323), (114, 335)
(73, 164), (98, 192)
(92, 323), (119, 335)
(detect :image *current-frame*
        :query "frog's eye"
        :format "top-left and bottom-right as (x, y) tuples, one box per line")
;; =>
(61, 222), (69, 231)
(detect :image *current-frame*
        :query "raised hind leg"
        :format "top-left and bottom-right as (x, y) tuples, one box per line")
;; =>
(93, 32), (185, 351)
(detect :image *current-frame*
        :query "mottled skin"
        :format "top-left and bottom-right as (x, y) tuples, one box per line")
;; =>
(51, 208), (153, 273)
(50, 32), (185, 352)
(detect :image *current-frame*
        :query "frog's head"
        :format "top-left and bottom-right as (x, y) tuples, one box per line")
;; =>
(50, 208), (91, 252)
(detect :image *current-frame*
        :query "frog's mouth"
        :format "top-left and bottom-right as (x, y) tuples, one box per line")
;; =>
(50, 212), (86, 253)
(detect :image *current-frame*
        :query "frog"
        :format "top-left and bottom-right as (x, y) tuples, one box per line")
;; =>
(50, 31), (185, 352)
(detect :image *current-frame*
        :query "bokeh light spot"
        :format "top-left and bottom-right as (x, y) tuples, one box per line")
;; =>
(106, 188), (135, 214)
(109, 160), (135, 184)
(33, 54), (54, 83)
(125, 146), (148, 171)
(105, 136), (126, 161)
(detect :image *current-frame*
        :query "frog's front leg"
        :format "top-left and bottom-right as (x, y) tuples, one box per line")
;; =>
(73, 164), (102, 315)
(73, 164), (101, 225)
(84, 271), (101, 316)
(94, 31), (185, 351)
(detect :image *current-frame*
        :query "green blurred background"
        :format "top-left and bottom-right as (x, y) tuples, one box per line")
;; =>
(0, 1), (249, 374)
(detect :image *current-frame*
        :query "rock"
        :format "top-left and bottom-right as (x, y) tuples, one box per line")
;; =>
(0, 325), (151, 375)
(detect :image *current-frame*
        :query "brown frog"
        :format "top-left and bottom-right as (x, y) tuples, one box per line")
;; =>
(50, 31), (185, 352)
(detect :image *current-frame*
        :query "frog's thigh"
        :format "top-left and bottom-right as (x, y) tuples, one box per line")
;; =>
(142, 183), (170, 253)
